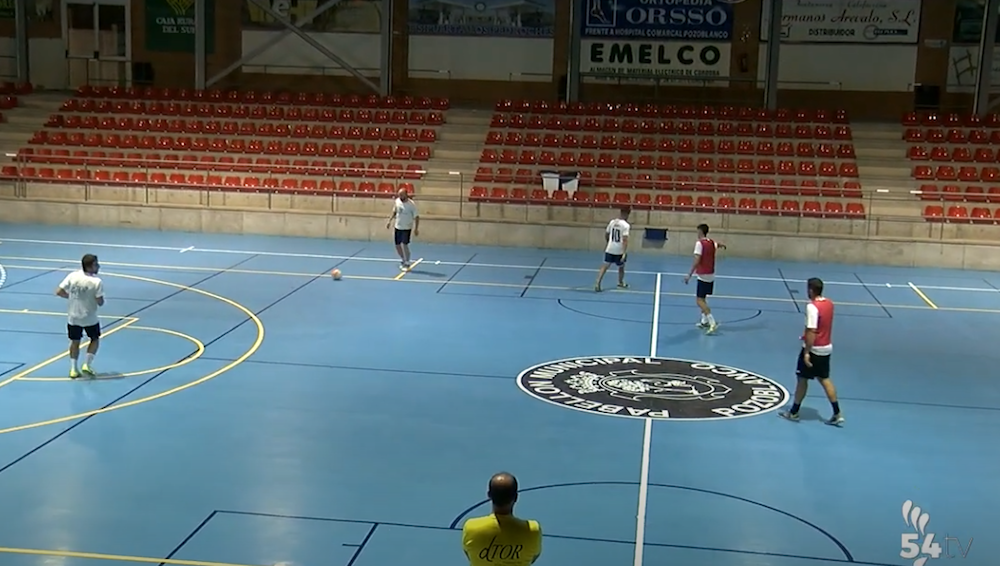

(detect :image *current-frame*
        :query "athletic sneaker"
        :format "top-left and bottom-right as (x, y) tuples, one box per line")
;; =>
(69, 369), (80, 379)
(706, 322), (719, 334)
(778, 410), (799, 422)
(696, 321), (709, 329)
(81, 364), (95, 377)
(617, 282), (629, 289)
(825, 414), (845, 427)
(594, 285), (602, 292)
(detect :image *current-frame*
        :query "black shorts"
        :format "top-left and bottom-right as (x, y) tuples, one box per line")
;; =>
(796, 349), (831, 380)
(68, 323), (101, 341)
(604, 252), (626, 266)
(394, 229), (412, 245)
(696, 279), (714, 298)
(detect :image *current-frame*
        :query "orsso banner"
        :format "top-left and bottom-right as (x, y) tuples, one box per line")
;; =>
(761, 0), (921, 43)
(579, 0), (734, 84)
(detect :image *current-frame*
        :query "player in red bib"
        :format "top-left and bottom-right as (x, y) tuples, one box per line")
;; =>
(683, 224), (725, 335)
(780, 277), (844, 426)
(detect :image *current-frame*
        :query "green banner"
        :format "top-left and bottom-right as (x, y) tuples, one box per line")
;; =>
(146, 0), (216, 53)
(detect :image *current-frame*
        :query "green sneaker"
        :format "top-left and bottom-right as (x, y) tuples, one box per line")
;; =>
(69, 369), (80, 379)
(80, 364), (95, 377)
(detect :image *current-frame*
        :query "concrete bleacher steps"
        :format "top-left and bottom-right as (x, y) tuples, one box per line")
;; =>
(1, 90), (999, 269)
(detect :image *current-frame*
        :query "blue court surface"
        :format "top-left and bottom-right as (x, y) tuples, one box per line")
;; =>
(0, 224), (994, 566)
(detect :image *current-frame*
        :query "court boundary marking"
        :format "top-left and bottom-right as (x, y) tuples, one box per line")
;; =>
(0, 309), (206, 381)
(2, 236), (999, 292)
(0, 271), (264, 435)
(0, 496), (900, 566)
(2, 257), (999, 315)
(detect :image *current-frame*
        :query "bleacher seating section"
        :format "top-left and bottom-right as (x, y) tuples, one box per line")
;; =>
(2, 86), (449, 198)
(472, 100), (867, 219)
(903, 111), (1000, 224)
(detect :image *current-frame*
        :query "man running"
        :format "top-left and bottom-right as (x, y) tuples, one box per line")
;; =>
(595, 207), (630, 292)
(683, 223), (725, 334)
(779, 277), (844, 426)
(55, 254), (105, 378)
(387, 187), (419, 270)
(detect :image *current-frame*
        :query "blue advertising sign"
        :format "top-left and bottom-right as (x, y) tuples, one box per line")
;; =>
(580, 0), (735, 41)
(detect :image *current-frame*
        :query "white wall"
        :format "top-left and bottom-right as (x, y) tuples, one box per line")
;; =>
(0, 37), (68, 90)
(241, 30), (381, 76)
(756, 44), (917, 92)
(407, 37), (553, 82)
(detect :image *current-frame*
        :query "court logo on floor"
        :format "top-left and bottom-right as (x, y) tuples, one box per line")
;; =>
(517, 357), (789, 420)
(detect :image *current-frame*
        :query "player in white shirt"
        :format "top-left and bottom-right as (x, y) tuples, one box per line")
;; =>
(386, 188), (420, 270)
(595, 207), (631, 292)
(55, 254), (105, 378)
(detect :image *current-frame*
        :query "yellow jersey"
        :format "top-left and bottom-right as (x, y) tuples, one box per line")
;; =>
(462, 513), (542, 566)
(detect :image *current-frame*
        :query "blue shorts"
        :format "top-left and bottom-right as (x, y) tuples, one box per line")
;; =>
(604, 253), (626, 266)
(394, 229), (412, 245)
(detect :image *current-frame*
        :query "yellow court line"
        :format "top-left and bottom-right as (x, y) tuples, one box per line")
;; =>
(0, 318), (138, 391)
(908, 282), (939, 309)
(0, 546), (265, 566)
(0, 271), (264, 435)
(18, 325), (206, 381)
(393, 257), (424, 280)
(4, 261), (1000, 315)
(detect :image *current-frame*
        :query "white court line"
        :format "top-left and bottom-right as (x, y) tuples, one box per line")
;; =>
(0, 236), (997, 293)
(633, 273), (661, 566)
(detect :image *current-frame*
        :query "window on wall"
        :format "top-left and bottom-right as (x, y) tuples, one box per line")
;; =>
(953, 0), (1000, 44)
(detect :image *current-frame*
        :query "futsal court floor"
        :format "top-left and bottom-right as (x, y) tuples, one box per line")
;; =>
(0, 223), (994, 566)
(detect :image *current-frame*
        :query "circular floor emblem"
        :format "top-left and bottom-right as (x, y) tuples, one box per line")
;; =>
(517, 356), (789, 421)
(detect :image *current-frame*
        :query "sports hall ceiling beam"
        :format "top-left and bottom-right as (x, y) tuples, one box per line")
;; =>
(974, 0), (1000, 116)
(245, 0), (381, 93)
(206, 0), (346, 88)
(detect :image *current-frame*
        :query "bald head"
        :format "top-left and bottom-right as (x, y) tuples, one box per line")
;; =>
(488, 472), (518, 510)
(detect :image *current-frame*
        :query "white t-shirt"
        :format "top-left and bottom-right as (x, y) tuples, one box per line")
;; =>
(804, 301), (833, 355)
(605, 218), (630, 255)
(59, 270), (104, 327)
(693, 240), (718, 282)
(393, 198), (418, 230)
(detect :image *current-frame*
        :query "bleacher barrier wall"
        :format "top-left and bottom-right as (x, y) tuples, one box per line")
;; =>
(2, 168), (999, 270)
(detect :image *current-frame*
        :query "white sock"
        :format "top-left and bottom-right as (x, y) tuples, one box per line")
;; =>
(707, 314), (716, 325)
(700, 314), (708, 323)
(85, 353), (94, 365)
(71, 358), (78, 371)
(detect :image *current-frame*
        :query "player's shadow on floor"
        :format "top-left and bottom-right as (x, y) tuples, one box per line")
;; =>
(408, 269), (447, 277)
(792, 406), (824, 422)
(80, 372), (130, 381)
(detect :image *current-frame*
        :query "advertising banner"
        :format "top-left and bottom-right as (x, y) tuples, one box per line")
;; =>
(147, 0), (216, 53)
(580, 40), (730, 85)
(761, 0), (920, 44)
(580, 0), (734, 41)
(408, 0), (556, 37)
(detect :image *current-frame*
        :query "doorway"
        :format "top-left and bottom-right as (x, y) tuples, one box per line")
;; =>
(62, 0), (132, 89)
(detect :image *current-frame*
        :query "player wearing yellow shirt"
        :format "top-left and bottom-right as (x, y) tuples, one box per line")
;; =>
(462, 472), (542, 566)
